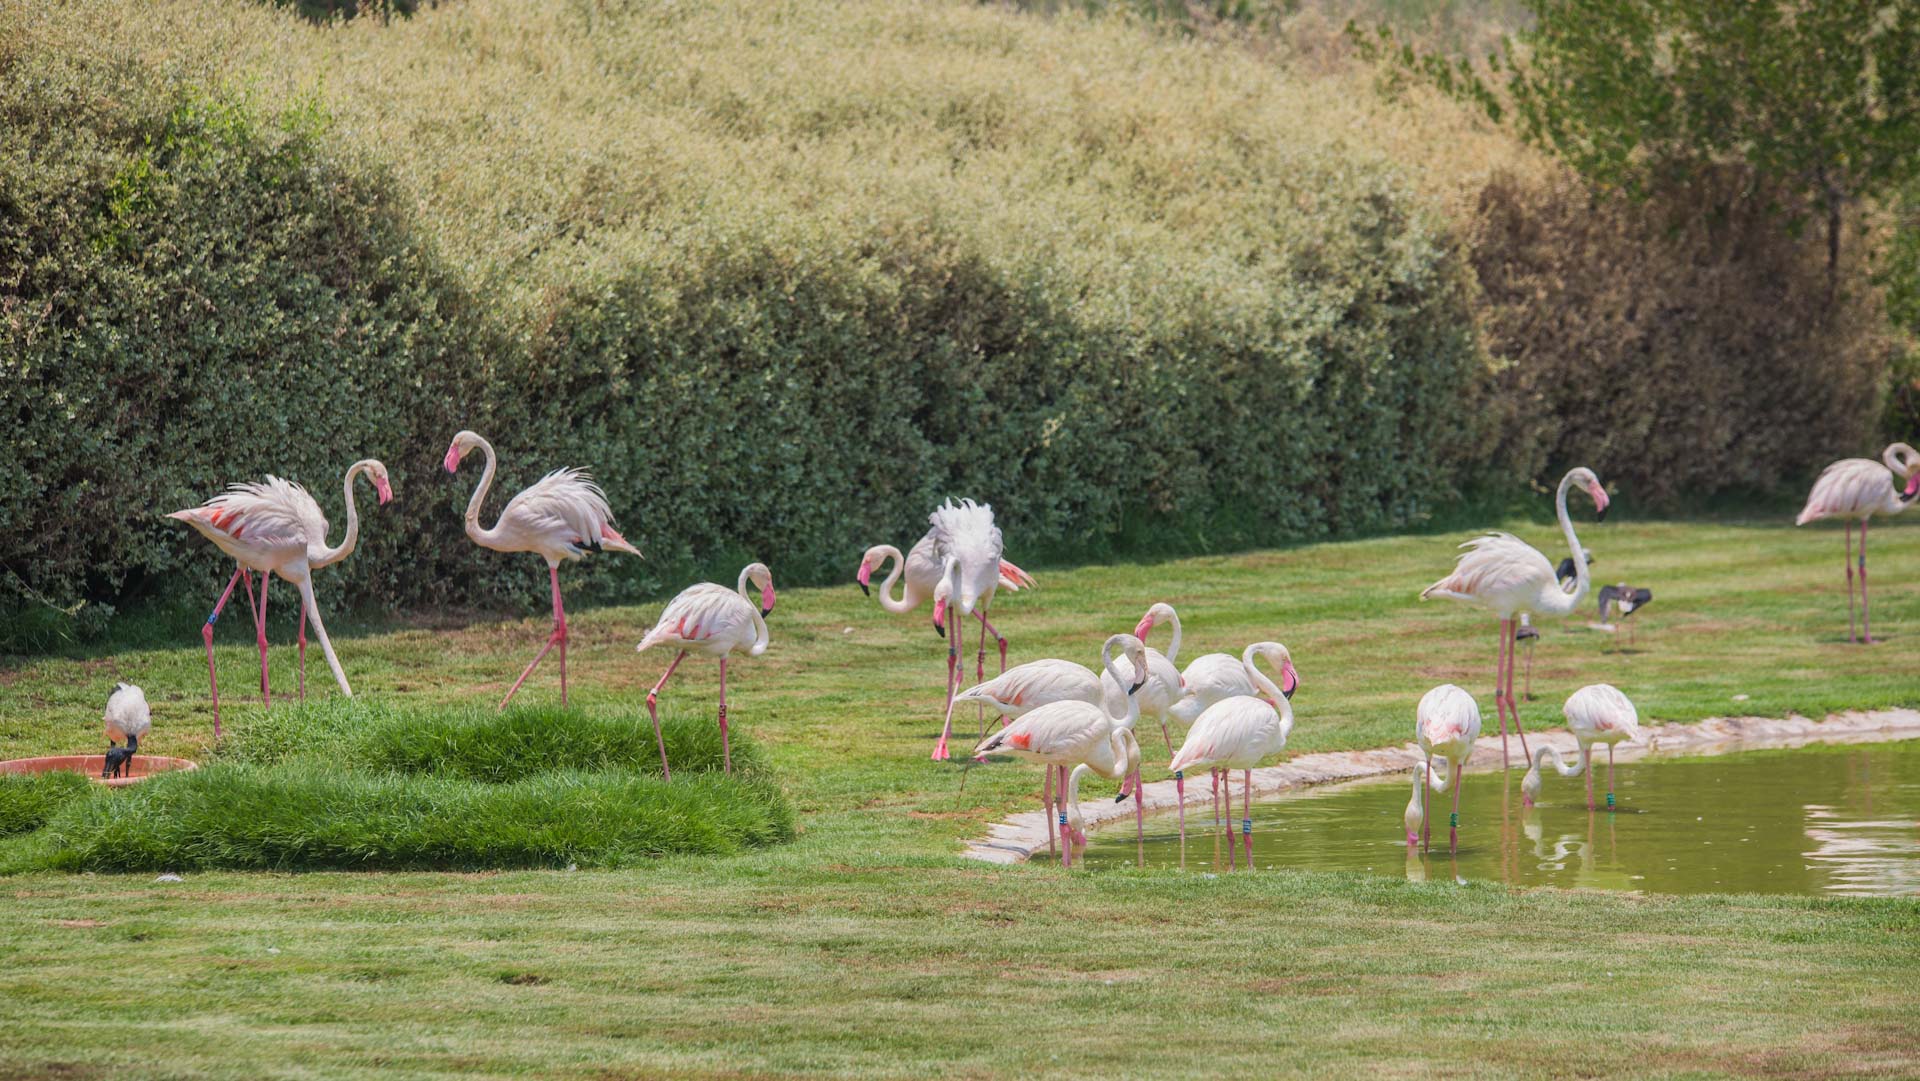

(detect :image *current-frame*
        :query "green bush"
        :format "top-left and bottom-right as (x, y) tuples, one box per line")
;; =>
(0, 771), (95, 837)
(5, 764), (794, 872)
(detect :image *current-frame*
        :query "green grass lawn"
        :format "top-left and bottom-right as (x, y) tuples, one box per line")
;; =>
(1, 516), (1917, 1078)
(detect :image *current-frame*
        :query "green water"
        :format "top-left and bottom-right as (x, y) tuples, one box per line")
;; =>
(1080, 738), (1920, 896)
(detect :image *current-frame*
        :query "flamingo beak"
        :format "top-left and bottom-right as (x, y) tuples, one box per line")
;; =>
(1589, 483), (1610, 521)
(1280, 660), (1299, 700)
(442, 443), (462, 473)
(375, 478), (394, 505)
(1132, 616), (1153, 640)
(1128, 677), (1145, 696)
(761, 585), (776, 618)
(855, 560), (872, 596)
(932, 598), (946, 639)
(1906, 473), (1919, 498)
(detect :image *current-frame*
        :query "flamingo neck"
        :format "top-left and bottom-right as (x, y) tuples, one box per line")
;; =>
(1161, 609), (1183, 665)
(1540, 471), (1590, 616)
(1244, 645), (1287, 702)
(737, 566), (771, 656)
(873, 546), (923, 614)
(311, 460), (373, 568)
(463, 435), (503, 547)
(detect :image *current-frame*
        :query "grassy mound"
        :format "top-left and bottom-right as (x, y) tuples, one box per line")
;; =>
(0, 701), (793, 872)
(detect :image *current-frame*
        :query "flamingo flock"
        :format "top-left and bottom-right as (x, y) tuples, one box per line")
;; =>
(155, 436), (1915, 870)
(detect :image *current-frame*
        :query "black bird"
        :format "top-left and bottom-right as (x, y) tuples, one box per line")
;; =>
(101, 682), (151, 779)
(1597, 584), (1654, 648)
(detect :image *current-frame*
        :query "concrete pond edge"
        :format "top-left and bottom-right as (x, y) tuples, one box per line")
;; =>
(959, 708), (1920, 865)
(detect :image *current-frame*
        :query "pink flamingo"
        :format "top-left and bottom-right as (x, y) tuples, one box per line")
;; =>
(636, 562), (775, 778)
(169, 463), (389, 734)
(1413, 683), (1482, 854)
(1105, 602), (1186, 755)
(444, 431), (641, 709)
(1522, 683), (1643, 811)
(1403, 761), (1446, 849)
(1166, 641), (1298, 844)
(1165, 644), (1296, 869)
(928, 499), (1009, 761)
(972, 680), (1144, 867)
(1795, 443), (1919, 643)
(1420, 466), (1607, 767)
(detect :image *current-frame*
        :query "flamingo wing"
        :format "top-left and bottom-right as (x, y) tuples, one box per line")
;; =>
(1796, 458), (1893, 523)
(1422, 532), (1555, 604)
(956, 660), (1099, 712)
(929, 498), (1004, 607)
(974, 699), (1107, 761)
(503, 469), (638, 557)
(1565, 683), (1639, 739)
(170, 475), (317, 551)
(1417, 684), (1482, 751)
(638, 583), (753, 652)
(1169, 696), (1282, 773)
(1172, 653), (1252, 723)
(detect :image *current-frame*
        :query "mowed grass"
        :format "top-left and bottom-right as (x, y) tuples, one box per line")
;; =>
(0, 516), (1917, 1078)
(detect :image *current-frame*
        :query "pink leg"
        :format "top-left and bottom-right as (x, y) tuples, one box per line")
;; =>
(934, 641), (958, 760)
(1844, 523), (1856, 641)
(500, 566), (568, 710)
(1421, 752), (1432, 853)
(1134, 766), (1146, 863)
(200, 566), (246, 740)
(1223, 770), (1236, 872)
(1494, 619), (1511, 767)
(1059, 766), (1072, 869)
(1242, 769), (1253, 866)
(1606, 745), (1616, 810)
(297, 600), (308, 702)
(645, 650), (687, 780)
(1505, 621), (1530, 761)
(241, 569), (270, 706)
(1044, 766), (1056, 855)
(1861, 520), (1873, 644)
(969, 613), (994, 754)
(717, 657), (732, 774)
(977, 610), (1010, 728)
(1449, 760), (1462, 854)
(1584, 745), (1595, 811)
(1174, 769), (1187, 848)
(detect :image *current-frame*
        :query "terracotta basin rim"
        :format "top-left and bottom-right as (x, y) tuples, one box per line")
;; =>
(0, 754), (200, 787)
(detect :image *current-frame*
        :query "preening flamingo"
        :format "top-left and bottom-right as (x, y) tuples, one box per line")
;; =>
(1065, 753), (1146, 865)
(1101, 602), (1185, 755)
(444, 431), (641, 709)
(973, 671), (1145, 867)
(929, 499), (1008, 761)
(636, 562), (775, 779)
(1795, 443), (1919, 643)
(1165, 643), (1296, 869)
(1420, 466), (1608, 766)
(102, 682), (150, 779)
(1413, 683), (1483, 854)
(1166, 642), (1298, 843)
(1521, 683), (1642, 811)
(951, 634), (1148, 722)
(1403, 761), (1446, 848)
(170, 462), (389, 734)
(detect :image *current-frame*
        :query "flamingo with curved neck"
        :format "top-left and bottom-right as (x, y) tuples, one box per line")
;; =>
(636, 562), (776, 777)
(1065, 727), (1146, 863)
(1795, 442), (1920, 643)
(1166, 645), (1296, 868)
(1404, 761), (1449, 847)
(1420, 466), (1608, 767)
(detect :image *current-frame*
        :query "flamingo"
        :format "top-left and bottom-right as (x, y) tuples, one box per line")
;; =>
(1065, 753), (1146, 865)
(973, 669), (1146, 867)
(929, 499), (1008, 761)
(1403, 761), (1447, 848)
(444, 431), (641, 709)
(1795, 442), (1919, 643)
(101, 682), (150, 779)
(1166, 641), (1298, 844)
(170, 463), (389, 734)
(1522, 683), (1642, 811)
(1101, 603), (1185, 755)
(1165, 643), (1297, 869)
(1420, 466), (1608, 766)
(635, 562), (775, 779)
(1414, 683), (1483, 854)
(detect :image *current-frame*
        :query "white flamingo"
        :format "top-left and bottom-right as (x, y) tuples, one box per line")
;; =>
(1795, 442), (1919, 643)
(1164, 641), (1298, 842)
(1101, 602), (1185, 755)
(1165, 644), (1296, 870)
(950, 634), (1148, 722)
(635, 562), (775, 779)
(1414, 683), (1483, 854)
(101, 682), (151, 779)
(169, 462), (388, 733)
(444, 431), (641, 709)
(973, 676), (1145, 867)
(1420, 466), (1608, 766)
(1403, 761), (1447, 849)
(289, 460), (393, 698)
(929, 499), (1008, 761)
(1523, 683), (1642, 811)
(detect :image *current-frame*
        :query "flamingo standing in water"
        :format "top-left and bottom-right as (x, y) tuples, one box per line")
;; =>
(1420, 466), (1608, 766)
(1102, 603), (1185, 755)
(953, 633), (1148, 855)
(444, 431), (641, 709)
(1523, 683), (1642, 811)
(636, 563), (775, 779)
(101, 682), (151, 779)
(929, 499), (1008, 760)
(1795, 443), (1919, 643)
(1167, 641), (1298, 844)
(169, 461), (390, 734)
(1403, 761), (1446, 848)
(1165, 643), (1297, 869)
(1414, 683), (1483, 854)
(974, 669), (1146, 867)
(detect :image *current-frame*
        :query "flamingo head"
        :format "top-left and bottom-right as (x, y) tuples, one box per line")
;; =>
(744, 562), (775, 617)
(1132, 601), (1175, 643)
(1279, 657), (1299, 700)
(1571, 467), (1610, 521)
(368, 461), (394, 506)
(1907, 472), (1920, 499)
(443, 430), (482, 474)
(931, 595), (946, 638)
(855, 546), (883, 596)
(1122, 635), (1148, 695)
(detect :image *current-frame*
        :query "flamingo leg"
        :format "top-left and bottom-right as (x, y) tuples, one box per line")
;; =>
(1522, 634), (1535, 701)
(1845, 522), (1857, 643)
(1494, 618), (1511, 768)
(1044, 764), (1056, 856)
(977, 610), (1010, 727)
(644, 650), (687, 780)
(297, 600), (307, 702)
(1584, 744), (1595, 811)
(934, 641), (958, 761)
(500, 566), (567, 710)
(200, 566), (246, 741)
(1133, 765), (1146, 865)
(1505, 620), (1531, 761)
(969, 614), (994, 755)
(1242, 768), (1253, 866)
(1861, 519), (1873, 645)
(293, 572), (351, 697)
(254, 571), (271, 705)
(1421, 753), (1432, 853)
(1175, 769), (1187, 853)
(1606, 744), (1616, 810)
(717, 657), (732, 774)
(1059, 766), (1072, 869)
(1450, 759), (1463, 854)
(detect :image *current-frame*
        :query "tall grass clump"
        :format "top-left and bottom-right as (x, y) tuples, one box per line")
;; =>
(5, 764), (794, 872)
(0, 771), (95, 837)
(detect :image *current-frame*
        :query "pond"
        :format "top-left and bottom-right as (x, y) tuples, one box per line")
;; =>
(1079, 736), (1920, 897)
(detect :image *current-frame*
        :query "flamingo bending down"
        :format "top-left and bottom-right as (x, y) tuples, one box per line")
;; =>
(1795, 443), (1919, 643)
(1520, 745), (1584, 808)
(635, 562), (775, 779)
(1403, 761), (1447, 848)
(444, 431), (641, 709)
(170, 463), (389, 734)
(1522, 683), (1642, 811)
(1165, 643), (1296, 869)
(1420, 466), (1608, 767)
(930, 499), (1008, 761)
(1101, 602), (1185, 756)
(973, 668), (1145, 867)
(1414, 683), (1483, 854)
(102, 682), (151, 779)
(1065, 754), (1145, 864)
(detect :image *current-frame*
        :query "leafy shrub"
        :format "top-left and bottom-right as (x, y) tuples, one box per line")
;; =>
(0, 771), (94, 837)
(6, 764), (794, 872)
